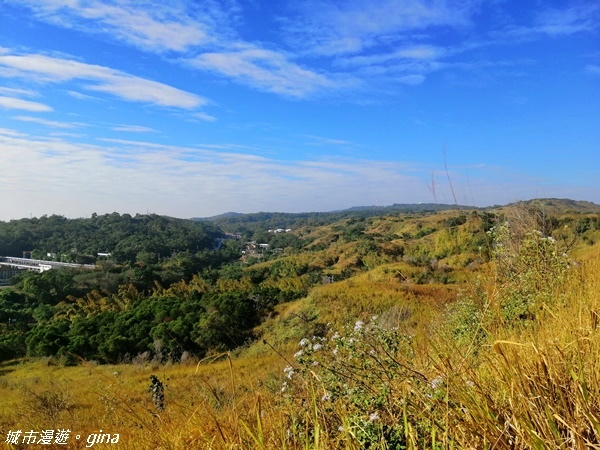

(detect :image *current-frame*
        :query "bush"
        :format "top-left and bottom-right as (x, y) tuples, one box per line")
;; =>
(280, 318), (436, 449)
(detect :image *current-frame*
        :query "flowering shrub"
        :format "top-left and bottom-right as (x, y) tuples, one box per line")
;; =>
(446, 221), (573, 350)
(281, 317), (436, 448)
(490, 223), (570, 324)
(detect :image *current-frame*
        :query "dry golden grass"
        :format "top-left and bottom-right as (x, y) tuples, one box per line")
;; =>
(2, 232), (600, 449)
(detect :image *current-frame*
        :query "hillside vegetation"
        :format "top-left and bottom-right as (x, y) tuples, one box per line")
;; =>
(1, 200), (600, 448)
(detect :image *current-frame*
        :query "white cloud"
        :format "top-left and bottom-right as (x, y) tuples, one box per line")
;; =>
(190, 46), (341, 98)
(534, 3), (599, 36)
(0, 127), (28, 137)
(8, 0), (213, 53)
(498, 3), (600, 40)
(0, 96), (53, 112)
(0, 87), (38, 97)
(68, 90), (104, 101)
(396, 74), (426, 85)
(112, 125), (156, 133)
(0, 131), (596, 220)
(337, 45), (444, 68)
(283, 0), (480, 56)
(0, 52), (207, 109)
(302, 134), (356, 147)
(396, 45), (444, 60)
(13, 115), (82, 128)
(193, 112), (217, 122)
(0, 132), (428, 220)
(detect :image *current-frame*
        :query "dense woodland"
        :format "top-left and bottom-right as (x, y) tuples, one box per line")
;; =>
(0, 212), (222, 264)
(0, 202), (599, 365)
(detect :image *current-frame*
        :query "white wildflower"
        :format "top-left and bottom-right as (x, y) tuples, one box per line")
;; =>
(369, 412), (380, 422)
(299, 338), (310, 347)
(332, 332), (341, 340)
(430, 376), (443, 389)
(294, 350), (303, 358)
(354, 321), (364, 332)
(312, 343), (322, 351)
(283, 365), (295, 379)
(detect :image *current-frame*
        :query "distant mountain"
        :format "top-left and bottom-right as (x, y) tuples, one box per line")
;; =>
(193, 203), (474, 222)
(341, 203), (474, 212)
(192, 199), (600, 233)
(194, 212), (246, 221)
(191, 203), (478, 233)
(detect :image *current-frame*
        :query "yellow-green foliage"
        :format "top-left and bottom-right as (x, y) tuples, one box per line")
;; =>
(2, 209), (600, 449)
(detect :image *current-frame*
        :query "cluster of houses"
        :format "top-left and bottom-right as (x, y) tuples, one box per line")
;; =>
(226, 228), (293, 258)
(242, 242), (270, 256)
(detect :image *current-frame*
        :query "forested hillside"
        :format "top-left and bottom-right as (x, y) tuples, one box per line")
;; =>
(1, 201), (598, 365)
(195, 202), (474, 237)
(0, 212), (221, 264)
(2, 201), (600, 448)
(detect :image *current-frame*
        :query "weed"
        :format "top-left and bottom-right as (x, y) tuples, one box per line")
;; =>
(148, 375), (165, 413)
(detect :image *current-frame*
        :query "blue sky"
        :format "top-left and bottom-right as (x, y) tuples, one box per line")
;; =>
(0, 0), (598, 220)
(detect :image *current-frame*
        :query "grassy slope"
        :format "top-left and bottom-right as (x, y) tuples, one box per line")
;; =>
(2, 205), (600, 449)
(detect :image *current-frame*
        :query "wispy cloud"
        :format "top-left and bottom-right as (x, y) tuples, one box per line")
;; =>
(112, 125), (156, 133)
(496, 3), (600, 40)
(534, 3), (599, 36)
(190, 45), (343, 98)
(7, 0), (217, 53)
(302, 134), (356, 148)
(0, 96), (53, 112)
(5, 0), (597, 104)
(0, 127), (28, 137)
(281, 0), (480, 56)
(193, 112), (217, 123)
(67, 90), (104, 101)
(337, 45), (445, 68)
(0, 132), (427, 219)
(4, 0), (447, 99)
(13, 115), (82, 128)
(0, 52), (207, 109)
(0, 87), (38, 97)
(0, 130), (595, 220)
(397, 74), (426, 85)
